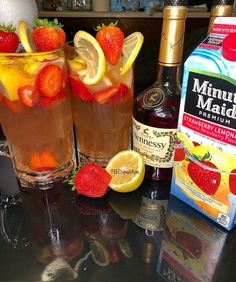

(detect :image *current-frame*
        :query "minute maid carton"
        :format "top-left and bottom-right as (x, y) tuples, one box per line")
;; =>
(171, 17), (236, 230)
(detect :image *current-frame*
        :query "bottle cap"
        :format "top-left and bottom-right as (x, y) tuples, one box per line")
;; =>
(213, 0), (234, 5)
(222, 33), (236, 61)
(164, 0), (188, 6)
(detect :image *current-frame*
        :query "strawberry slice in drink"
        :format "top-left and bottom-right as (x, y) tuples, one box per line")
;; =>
(94, 83), (129, 104)
(108, 83), (129, 103)
(18, 84), (40, 107)
(40, 90), (67, 106)
(69, 75), (94, 102)
(30, 151), (57, 172)
(36, 64), (63, 98)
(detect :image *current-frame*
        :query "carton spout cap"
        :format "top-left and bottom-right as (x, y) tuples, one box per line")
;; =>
(222, 33), (236, 61)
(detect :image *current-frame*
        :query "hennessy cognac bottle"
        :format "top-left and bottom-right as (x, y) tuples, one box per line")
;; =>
(207, 0), (234, 35)
(132, 0), (188, 181)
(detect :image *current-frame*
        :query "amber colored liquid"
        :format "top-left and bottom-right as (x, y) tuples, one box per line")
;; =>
(0, 52), (74, 185)
(133, 66), (181, 181)
(69, 58), (134, 166)
(0, 98), (73, 172)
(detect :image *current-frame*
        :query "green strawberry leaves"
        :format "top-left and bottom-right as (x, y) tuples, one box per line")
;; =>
(68, 166), (81, 191)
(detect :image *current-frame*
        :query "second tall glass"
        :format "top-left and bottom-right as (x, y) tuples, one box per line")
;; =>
(67, 44), (134, 167)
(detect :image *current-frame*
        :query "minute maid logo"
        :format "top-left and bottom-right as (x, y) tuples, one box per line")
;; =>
(185, 69), (236, 130)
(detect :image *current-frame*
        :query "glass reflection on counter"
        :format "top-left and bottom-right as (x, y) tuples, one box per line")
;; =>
(76, 196), (133, 266)
(157, 197), (229, 282)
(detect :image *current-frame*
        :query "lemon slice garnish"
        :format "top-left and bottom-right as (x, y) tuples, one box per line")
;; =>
(67, 56), (87, 73)
(120, 32), (144, 76)
(18, 21), (36, 53)
(73, 31), (106, 85)
(106, 150), (145, 193)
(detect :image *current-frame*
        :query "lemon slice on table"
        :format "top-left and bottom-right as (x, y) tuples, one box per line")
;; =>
(106, 150), (145, 193)
(73, 30), (106, 85)
(18, 21), (36, 53)
(120, 32), (144, 76)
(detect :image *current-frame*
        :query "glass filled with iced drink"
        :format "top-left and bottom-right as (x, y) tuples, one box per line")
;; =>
(67, 23), (143, 167)
(0, 19), (75, 188)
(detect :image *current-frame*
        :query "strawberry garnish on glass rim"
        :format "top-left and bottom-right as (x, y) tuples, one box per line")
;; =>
(69, 163), (112, 198)
(95, 21), (124, 65)
(33, 18), (66, 52)
(0, 24), (19, 53)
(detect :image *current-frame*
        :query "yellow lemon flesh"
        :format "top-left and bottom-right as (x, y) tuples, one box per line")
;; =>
(176, 131), (194, 152)
(0, 66), (32, 101)
(106, 150), (145, 193)
(73, 30), (106, 85)
(120, 32), (144, 76)
(18, 21), (36, 53)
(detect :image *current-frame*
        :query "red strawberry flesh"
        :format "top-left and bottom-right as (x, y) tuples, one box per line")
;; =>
(229, 169), (236, 195)
(74, 163), (111, 198)
(0, 24), (19, 53)
(40, 89), (67, 106)
(32, 18), (66, 52)
(187, 160), (221, 195)
(36, 64), (62, 97)
(96, 23), (124, 65)
(69, 76), (94, 102)
(18, 85), (40, 107)
(174, 141), (185, 161)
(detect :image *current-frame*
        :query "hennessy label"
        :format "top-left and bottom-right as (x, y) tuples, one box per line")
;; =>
(132, 117), (177, 168)
(132, 197), (168, 231)
(143, 88), (166, 109)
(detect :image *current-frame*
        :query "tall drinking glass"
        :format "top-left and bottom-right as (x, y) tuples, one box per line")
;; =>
(66, 45), (134, 167)
(0, 49), (75, 189)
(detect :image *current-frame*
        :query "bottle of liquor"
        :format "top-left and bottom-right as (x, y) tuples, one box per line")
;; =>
(207, 0), (234, 35)
(132, 0), (188, 181)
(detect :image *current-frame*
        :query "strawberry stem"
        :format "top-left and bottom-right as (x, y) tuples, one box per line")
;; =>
(68, 166), (81, 191)
(94, 21), (118, 31)
(0, 24), (16, 32)
(34, 18), (63, 28)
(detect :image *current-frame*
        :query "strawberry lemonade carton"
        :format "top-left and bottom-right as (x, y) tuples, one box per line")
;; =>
(171, 17), (236, 230)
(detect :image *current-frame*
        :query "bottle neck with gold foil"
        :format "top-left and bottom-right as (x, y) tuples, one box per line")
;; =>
(158, 6), (187, 67)
(207, 5), (233, 35)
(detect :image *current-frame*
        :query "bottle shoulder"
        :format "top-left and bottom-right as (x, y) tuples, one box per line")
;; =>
(133, 82), (181, 128)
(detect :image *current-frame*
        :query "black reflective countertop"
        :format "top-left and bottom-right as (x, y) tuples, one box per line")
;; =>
(1, 156), (236, 282)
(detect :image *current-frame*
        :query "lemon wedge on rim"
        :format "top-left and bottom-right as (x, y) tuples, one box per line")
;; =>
(73, 30), (106, 85)
(18, 21), (36, 53)
(106, 150), (145, 193)
(120, 32), (144, 76)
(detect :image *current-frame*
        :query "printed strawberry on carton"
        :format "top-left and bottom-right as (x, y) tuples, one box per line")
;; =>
(187, 152), (221, 196)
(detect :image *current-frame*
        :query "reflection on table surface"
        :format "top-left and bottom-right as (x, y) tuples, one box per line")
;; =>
(1, 172), (236, 281)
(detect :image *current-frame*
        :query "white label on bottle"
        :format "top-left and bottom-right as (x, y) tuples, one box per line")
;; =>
(132, 117), (177, 168)
(132, 197), (168, 231)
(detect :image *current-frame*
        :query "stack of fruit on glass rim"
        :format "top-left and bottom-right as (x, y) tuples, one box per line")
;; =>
(67, 22), (145, 198)
(0, 19), (73, 174)
(0, 18), (145, 197)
